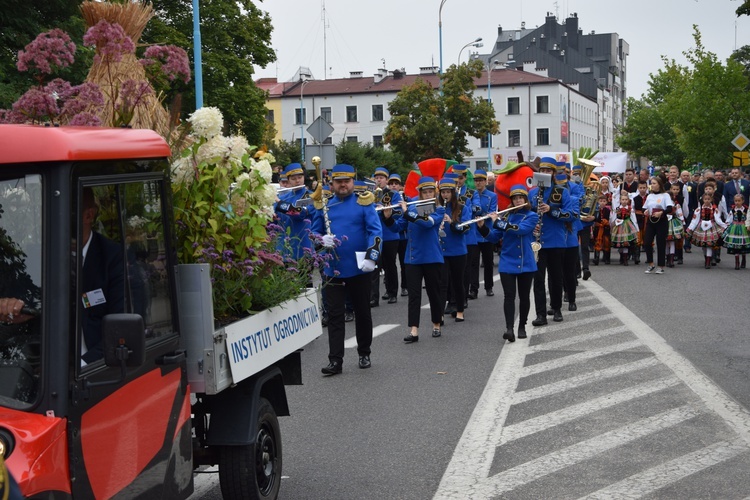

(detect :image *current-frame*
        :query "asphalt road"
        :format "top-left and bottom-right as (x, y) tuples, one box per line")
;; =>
(193, 249), (750, 499)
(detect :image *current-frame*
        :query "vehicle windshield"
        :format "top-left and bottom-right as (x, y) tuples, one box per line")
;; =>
(0, 174), (42, 407)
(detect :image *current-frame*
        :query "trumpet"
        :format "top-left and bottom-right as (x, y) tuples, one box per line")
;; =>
(456, 203), (529, 228)
(375, 198), (435, 212)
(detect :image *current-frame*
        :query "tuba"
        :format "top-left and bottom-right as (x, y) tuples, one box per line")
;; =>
(578, 158), (601, 219)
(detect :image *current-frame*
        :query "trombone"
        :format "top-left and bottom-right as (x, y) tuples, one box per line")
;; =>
(375, 198), (435, 212)
(456, 203), (529, 228)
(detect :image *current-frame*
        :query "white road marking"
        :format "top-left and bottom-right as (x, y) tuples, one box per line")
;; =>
(530, 324), (630, 350)
(512, 356), (661, 404)
(344, 323), (399, 348)
(522, 339), (644, 376)
(581, 440), (750, 499)
(191, 467), (219, 497)
(532, 312), (617, 332)
(500, 376), (681, 444)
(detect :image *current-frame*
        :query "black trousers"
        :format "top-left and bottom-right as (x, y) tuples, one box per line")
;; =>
(644, 216), (668, 267)
(578, 228), (591, 270)
(325, 272), (372, 363)
(465, 244), (479, 293)
(500, 272), (534, 329)
(562, 246), (579, 303)
(406, 263), (443, 327)
(398, 239), (407, 290)
(381, 239), (400, 297)
(534, 247), (565, 316)
(476, 242), (496, 290)
(441, 255), (466, 314)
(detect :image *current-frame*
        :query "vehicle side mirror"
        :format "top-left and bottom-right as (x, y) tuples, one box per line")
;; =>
(102, 314), (145, 368)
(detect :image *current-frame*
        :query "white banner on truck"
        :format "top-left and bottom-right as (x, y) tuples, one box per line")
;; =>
(225, 289), (323, 383)
(535, 151), (629, 173)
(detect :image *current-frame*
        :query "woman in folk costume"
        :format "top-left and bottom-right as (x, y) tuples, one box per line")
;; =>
(599, 175), (614, 205)
(382, 177), (445, 341)
(643, 174), (675, 274)
(437, 176), (472, 322)
(592, 192), (612, 265)
(686, 192), (728, 269)
(610, 191), (639, 266)
(477, 185), (539, 343)
(665, 183), (685, 268)
(722, 193), (750, 269)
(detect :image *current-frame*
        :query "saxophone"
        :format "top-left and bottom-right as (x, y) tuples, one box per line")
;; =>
(531, 186), (544, 261)
(578, 158), (602, 219)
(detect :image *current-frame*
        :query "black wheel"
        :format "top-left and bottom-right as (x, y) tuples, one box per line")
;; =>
(219, 398), (282, 500)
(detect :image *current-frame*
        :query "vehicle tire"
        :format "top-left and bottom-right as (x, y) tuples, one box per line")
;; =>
(219, 398), (282, 500)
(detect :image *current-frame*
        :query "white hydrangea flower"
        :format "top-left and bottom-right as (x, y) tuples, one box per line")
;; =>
(188, 106), (223, 139)
(225, 135), (250, 163)
(196, 135), (229, 165)
(127, 215), (148, 228)
(253, 159), (273, 184)
(171, 157), (195, 185)
(257, 151), (276, 164)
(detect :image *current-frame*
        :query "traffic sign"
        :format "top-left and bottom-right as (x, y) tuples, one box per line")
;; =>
(307, 116), (334, 143)
(732, 132), (749, 151)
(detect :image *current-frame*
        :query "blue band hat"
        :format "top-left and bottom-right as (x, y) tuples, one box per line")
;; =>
(331, 163), (356, 180)
(571, 163), (582, 173)
(509, 184), (530, 199)
(280, 173), (288, 180)
(442, 172), (459, 182)
(417, 176), (437, 191)
(283, 163), (304, 177)
(555, 161), (569, 183)
(473, 169), (488, 180)
(538, 157), (557, 171)
(439, 177), (457, 190)
(388, 173), (402, 184)
(373, 166), (390, 178)
(354, 180), (367, 191)
(452, 164), (469, 175)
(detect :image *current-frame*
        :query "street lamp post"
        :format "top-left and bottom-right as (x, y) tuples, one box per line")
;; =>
(192, 0), (203, 108)
(486, 60), (499, 169)
(299, 79), (308, 165)
(439, 0), (448, 92)
(457, 37), (483, 66)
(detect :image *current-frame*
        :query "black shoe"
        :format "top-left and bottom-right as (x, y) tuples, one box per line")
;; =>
(358, 355), (371, 369)
(388, 295), (397, 304)
(321, 314), (329, 327)
(553, 309), (563, 322)
(547, 308), (554, 316)
(467, 290), (478, 300)
(502, 329), (516, 342)
(455, 316), (465, 322)
(563, 292), (569, 303)
(582, 269), (591, 281)
(592, 258), (599, 266)
(381, 293), (390, 300)
(576, 271), (582, 279)
(517, 326), (527, 339)
(401, 288), (409, 296)
(532, 315), (548, 327)
(404, 334), (419, 343)
(344, 312), (354, 322)
(369, 299), (379, 307)
(321, 361), (342, 375)
(568, 303), (577, 312)
(486, 289), (494, 296)
(432, 328), (442, 337)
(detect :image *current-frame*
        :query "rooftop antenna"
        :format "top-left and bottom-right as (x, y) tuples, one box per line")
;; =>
(321, 0), (329, 80)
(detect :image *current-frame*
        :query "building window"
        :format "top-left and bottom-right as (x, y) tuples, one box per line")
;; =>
(372, 104), (384, 122)
(373, 135), (383, 147)
(475, 160), (488, 170)
(507, 97), (520, 115)
(323, 137), (333, 145)
(480, 135), (491, 149)
(346, 106), (358, 122)
(536, 128), (550, 146)
(266, 109), (275, 123)
(508, 130), (521, 147)
(346, 136), (358, 143)
(536, 95), (549, 114)
(586, 47), (593, 56)
(295, 107), (306, 125)
(321, 106), (332, 123)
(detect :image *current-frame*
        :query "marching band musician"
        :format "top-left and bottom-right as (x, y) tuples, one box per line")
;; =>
(571, 163), (596, 280)
(274, 163), (315, 260)
(478, 184), (539, 342)
(468, 169), (498, 298)
(437, 176), (471, 323)
(372, 166), (403, 306)
(381, 177), (445, 342)
(530, 158), (576, 326)
(453, 165), (477, 306)
(388, 173), (410, 297)
(312, 164), (382, 375)
(560, 161), (582, 311)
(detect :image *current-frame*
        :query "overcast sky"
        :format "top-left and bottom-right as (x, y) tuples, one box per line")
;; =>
(252, 0), (750, 99)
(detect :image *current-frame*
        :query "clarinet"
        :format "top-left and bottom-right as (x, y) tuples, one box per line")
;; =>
(439, 193), (449, 238)
(531, 184), (545, 260)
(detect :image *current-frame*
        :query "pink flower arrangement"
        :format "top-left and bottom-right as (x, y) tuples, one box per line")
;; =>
(140, 45), (191, 84)
(16, 29), (76, 76)
(83, 20), (135, 64)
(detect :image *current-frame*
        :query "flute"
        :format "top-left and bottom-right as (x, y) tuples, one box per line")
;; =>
(456, 203), (529, 228)
(375, 198), (435, 212)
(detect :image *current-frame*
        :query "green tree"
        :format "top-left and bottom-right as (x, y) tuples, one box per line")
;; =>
(384, 60), (498, 163)
(0, 0), (90, 107)
(617, 98), (685, 167)
(334, 140), (408, 179)
(269, 139), (301, 167)
(736, 0), (750, 16)
(730, 45), (750, 82)
(142, 0), (276, 145)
